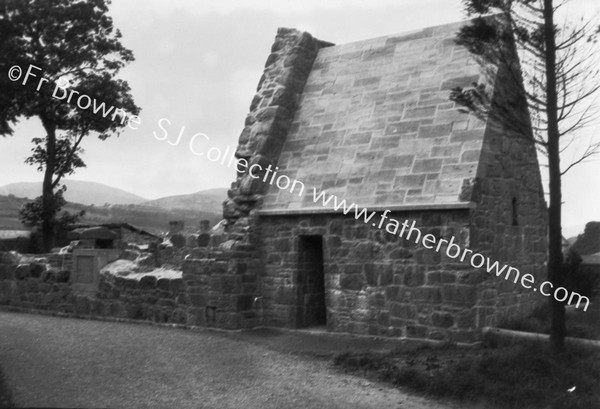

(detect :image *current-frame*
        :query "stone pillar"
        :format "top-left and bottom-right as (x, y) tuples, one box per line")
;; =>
(169, 221), (184, 236)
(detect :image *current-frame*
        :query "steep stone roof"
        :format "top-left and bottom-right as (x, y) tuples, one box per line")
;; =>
(261, 21), (488, 212)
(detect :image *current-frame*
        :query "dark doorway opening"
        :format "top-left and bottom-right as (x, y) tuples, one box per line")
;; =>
(297, 235), (326, 327)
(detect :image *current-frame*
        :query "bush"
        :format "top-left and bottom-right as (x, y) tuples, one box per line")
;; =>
(564, 264), (600, 299)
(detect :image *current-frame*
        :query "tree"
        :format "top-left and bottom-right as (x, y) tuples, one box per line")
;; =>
(451, 0), (600, 351)
(0, 0), (140, 250)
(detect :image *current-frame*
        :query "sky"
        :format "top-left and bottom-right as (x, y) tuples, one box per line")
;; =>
(0, 0), (598, 236)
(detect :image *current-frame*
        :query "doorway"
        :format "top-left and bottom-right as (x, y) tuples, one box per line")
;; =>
(297, 235), (326, 327)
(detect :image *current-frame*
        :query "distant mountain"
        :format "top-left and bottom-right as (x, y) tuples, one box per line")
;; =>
(0, 194), (221, 234)
(0, 180), (148, 206)
(0, 194), (28, 229)
(141, 188), (227, 214)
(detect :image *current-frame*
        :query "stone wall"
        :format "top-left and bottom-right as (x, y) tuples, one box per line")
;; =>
(258, 207), (546, 343)
(0, 251), (189, 324)
(259, 211), (475, 342)
(468, 36), (549, 326)
(181, 257), (261, 329)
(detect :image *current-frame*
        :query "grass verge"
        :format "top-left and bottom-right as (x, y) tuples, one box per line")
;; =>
(333, 342), (600, 409)
(499, 301), (600, 341)
(0, 366), (15, 408)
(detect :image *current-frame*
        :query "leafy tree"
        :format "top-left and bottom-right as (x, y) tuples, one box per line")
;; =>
(0, 0), (140, 250)
(19, 187), (85, 249)
(451, 0), (600, 351)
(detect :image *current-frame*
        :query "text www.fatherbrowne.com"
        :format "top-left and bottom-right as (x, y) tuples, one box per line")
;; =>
(306, 187), (589, 312)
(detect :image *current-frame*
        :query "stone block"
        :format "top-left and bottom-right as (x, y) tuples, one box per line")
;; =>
(1, 252), (20, 265)
(456, 309), (476, 329)
(442, 285), (477, 306)
(15, 264), (29, 280)
(368, 293), (385, 308)
(385, 120), (421, 135)
(157, 299), (177, 308)
(139, 275), (157, 289)
(236, 295), (255, 311)
(381, 155), (414, 169)
(404, 106), (436, 120)
(171, 308), (187, 324)
(340, 274), (363, 291)
(418, 124), (452, 138)
(391, 303), (416, 319)
(74, 296), (90, 315)
(457, 270), (485, 284)
(389, 248), (412, 259)
(379, 267), (393, 286)
(404, 269), (425, 287)
(0, 265), (14, 280)
(343, 132), (372, 145)
(412, 159), (443, 173)
(189, 293), (207, 307)
(384, 285), (400, 301)
(364, 265), (378, 286)
(156, 278), (171, 292)
(426, 271), (456, 284)
(412, 287), (442, 303)
(353, 76), (381, 87)
(406, 325), (428, 338)
(432, 312), (454, 328)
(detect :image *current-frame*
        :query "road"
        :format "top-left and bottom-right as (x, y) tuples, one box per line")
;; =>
(0, 311), (453, 409)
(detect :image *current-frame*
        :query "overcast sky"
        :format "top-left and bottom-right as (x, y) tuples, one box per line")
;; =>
(0, 0), (598, 235)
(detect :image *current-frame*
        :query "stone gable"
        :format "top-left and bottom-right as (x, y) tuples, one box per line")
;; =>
(261, 22), (487, 212)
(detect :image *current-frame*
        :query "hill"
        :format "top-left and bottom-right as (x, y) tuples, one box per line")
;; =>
(141, 188), (227, 212)
(0, 195), (29, 229)
(0, 194), (221, 235)
(0, 180), (148, 206)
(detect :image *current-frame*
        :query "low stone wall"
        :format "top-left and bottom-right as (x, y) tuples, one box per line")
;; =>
(0, 251), (191, 325)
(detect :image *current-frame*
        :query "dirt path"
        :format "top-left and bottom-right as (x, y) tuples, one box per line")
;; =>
(0, 312), (453, 409)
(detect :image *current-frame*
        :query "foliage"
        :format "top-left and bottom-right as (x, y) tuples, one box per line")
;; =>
(0, 0), (140, 250)
(571, 222), (600, 256)
(19, 187), (85, 249)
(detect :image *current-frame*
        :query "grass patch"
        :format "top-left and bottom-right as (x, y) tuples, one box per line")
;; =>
(0, 366), (15, 408)
(333, 342), (600, 409)
(499, 301), (600, 341)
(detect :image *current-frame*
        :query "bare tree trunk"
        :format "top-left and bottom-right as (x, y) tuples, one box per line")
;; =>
(40, 117), (57, 252)
(543, 0), (566, 353)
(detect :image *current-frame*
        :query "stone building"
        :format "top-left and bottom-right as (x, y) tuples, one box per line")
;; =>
(185, 18), (548, 343)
